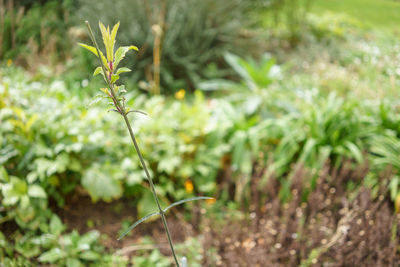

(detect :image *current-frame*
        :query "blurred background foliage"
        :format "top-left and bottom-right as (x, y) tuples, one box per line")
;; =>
(77, 0), (265, 93)
(1, 0), (400, 266)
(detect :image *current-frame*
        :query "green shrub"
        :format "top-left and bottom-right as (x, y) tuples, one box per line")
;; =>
(0, 67), (129, 265)
(199, 52), (290, 118)
(0, 66), (223, 213)
(209, 93), (374, 202)
(369, 101), (400, 202)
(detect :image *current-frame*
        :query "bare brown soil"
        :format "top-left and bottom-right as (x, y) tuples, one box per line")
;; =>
(57, 194), (192, 256)
(203, 163), (400, 266)
(57, 163), (400, 266)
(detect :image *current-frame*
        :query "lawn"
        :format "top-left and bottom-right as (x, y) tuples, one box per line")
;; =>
(312, 0), (400, 32)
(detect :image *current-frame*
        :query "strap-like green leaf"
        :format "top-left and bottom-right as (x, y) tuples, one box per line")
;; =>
(118, 211), (160, 240)
(116, 67), (131, 75)
(111, 22), (120, 56)
(114, 46), (138, 69)
(126, 109), (148, 116)
(78, 43), (109, 71)
(117, 196), (213, 240)
(93, 67), (103, 76)
(163, 196), (214, 213)
(78, 43), (98, 56)
(99, 21), (113, 62)
(344, 141), (363, 163)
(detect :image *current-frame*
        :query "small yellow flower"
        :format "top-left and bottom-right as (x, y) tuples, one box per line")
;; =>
(205, 198), (216, 205)
(184, 180), (194, 194)
(175, 89), (185, 100)
(7, 59), (12, 66)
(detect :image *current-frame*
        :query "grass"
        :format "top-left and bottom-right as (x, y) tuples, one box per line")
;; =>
(311, 0), (400, 32)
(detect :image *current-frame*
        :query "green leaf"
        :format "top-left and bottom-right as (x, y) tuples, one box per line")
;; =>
(389, 176), (399, 200)
(116, 67), (131, 75)
(114, 46), (138, 69)
(27, 172), (38, 183)
(93, 67), (103, 77)
(82, 167), (122, 202)
(344, 141), (363, 163)
(118, 211), (160, 240)
(80, 251), (101, 261)
(13, 177), (28, 194)
(158, 156), (181, 174)
(110, 22), (120, 54)
(66, 258), (82, 267)
(28, 185), (47, 198)
(2, 177), (27, 205)
(39, 248), (66, 263)
(111, 22), (120, 41)
(99, 21), (113, 62)
(2, 187), (20, 206)
(224, 52), (256, 90)
(78, 43), (109, 70)
(163, 196), (214, 213)
(20, 195), (30, 209)
(50, 214), (65, 235)
(78, 230), (100, 247)
(120, 197), (214, 240)
(111, 74), (120, 83)
(0, 147), (18, 165)
(0, 167), (8, 182)
(15, 239), (41, 258)
(299, 138), (316, 163)
(78, 43), (98, 56)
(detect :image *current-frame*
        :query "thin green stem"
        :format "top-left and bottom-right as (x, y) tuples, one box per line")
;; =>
(84, 21), (180, 267)
(121, 114), (180, 266)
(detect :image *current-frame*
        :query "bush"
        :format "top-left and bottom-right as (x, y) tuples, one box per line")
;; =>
(0, 67), (225, 215)
(0, 66), (221, 264)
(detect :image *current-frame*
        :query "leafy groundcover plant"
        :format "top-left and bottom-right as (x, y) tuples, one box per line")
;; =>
(79, 21), (212, 267)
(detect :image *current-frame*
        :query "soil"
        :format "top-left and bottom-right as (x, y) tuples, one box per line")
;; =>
(56, 194), (193, 256)
(203, 163), (400, 266)
(56, 162), (400, 266)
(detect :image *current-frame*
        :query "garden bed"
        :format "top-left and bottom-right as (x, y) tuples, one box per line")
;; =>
(55, 163), (400, 266)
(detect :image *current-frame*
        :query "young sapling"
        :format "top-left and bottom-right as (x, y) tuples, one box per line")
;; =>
(79, 21), (213, 266)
